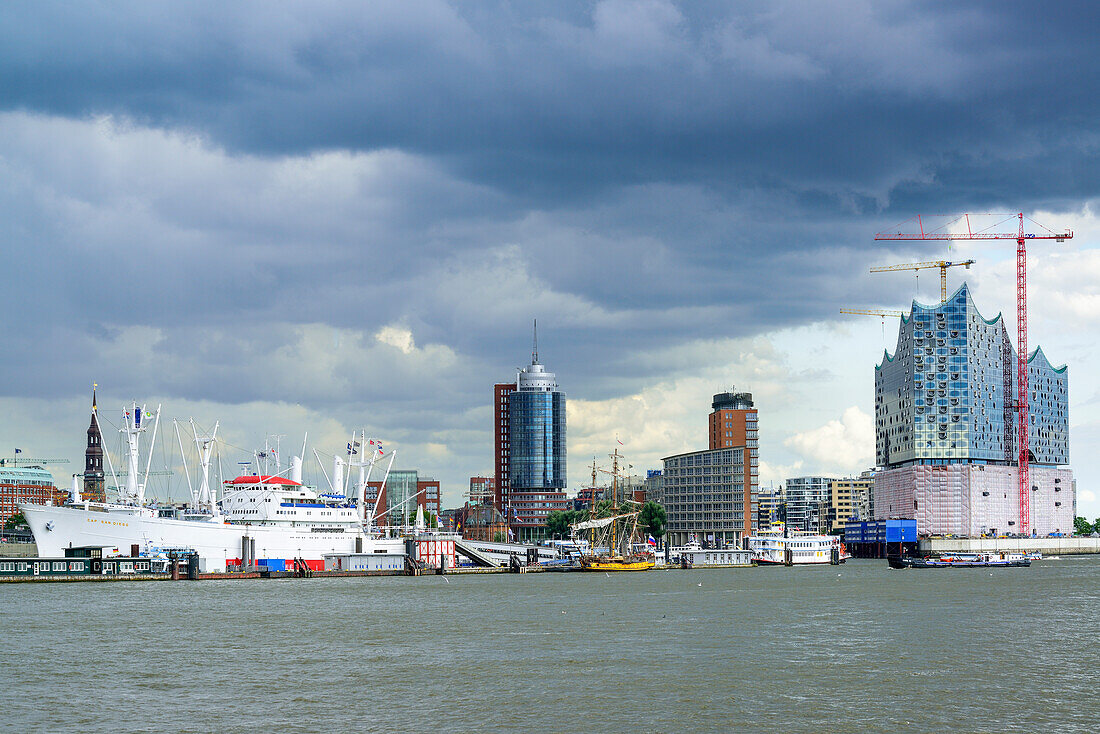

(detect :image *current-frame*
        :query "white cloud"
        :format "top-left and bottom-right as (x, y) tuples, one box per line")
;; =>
(375, 325), (416, 354)
(784, 406), (874, 476)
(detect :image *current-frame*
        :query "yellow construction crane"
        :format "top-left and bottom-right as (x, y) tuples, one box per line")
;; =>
(869, 259), (975, 303)
(839, 308), (905, 318)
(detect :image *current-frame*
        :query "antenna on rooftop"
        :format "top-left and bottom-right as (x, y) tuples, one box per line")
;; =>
(532, 318), (539, 364)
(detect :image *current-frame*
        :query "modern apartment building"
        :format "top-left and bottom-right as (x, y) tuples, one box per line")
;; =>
(825, 471), (874, 534)
(784, 476), (835, 532)
(661, 446), (749, 547)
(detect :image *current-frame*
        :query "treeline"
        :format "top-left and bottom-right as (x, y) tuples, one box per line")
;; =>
(1074, 516), (1100, 535)
(546, 500), (667, 540)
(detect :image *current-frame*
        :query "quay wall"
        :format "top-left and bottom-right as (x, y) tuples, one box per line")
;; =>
(920, 537), (1100, 555)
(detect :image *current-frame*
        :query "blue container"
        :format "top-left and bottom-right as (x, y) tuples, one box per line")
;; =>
(258, 558), (285, 571)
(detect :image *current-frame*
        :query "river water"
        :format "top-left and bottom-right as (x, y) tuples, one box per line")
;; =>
(4, 557), (1097, 732)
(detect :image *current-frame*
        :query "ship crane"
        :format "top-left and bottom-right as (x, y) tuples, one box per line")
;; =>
(869, 259), (976, 303)
(874, 212), (1073, 534)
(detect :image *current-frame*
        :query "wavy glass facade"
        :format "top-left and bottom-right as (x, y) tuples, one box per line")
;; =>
(873, 283), (1073, 535)
(875, 284), (1068, 469)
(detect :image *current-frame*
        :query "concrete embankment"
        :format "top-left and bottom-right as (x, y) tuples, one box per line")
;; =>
(919, 537), (1100, 555)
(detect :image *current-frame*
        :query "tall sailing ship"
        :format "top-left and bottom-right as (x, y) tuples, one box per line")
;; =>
(571, 449), (654, 572)
(20, 395), (407, 572)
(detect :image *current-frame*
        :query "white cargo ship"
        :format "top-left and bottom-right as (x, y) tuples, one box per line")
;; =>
(747, 525), (848, 565)
(21, 403), (406, 573)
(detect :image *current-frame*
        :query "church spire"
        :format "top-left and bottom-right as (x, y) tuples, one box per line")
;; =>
(84, 381), (105, 502)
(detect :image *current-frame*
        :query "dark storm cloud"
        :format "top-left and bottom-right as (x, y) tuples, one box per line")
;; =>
(5, 1), (1100, 208)
(2, 0), (1100, 410)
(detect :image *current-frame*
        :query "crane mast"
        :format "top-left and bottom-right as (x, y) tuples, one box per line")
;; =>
(875, 213), (1072, 534)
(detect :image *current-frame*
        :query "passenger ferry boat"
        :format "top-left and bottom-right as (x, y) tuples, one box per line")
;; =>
(747, 525), (847, 565)
(20, 404), (406, 573)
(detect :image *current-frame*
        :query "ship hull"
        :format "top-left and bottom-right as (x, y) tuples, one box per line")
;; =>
(579, 557), (654, 571)
(888, 555), (1031, 569)
(20, 502), (403, 573)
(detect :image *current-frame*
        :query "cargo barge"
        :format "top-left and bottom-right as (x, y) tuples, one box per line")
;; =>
(888, 552), (1031, 568)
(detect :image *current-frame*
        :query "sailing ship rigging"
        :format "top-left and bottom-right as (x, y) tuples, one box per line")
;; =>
(571, 447), (654, 571)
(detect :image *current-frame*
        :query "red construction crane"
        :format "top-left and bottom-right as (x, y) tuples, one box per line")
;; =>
(875, 213), (1072, 534)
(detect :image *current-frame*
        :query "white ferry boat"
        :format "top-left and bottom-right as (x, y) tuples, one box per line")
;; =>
(21, 403), (406, 573)
(747, 525), (848, 565)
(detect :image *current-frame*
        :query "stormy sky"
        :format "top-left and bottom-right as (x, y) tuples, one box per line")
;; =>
(2, 1), (1099, 518)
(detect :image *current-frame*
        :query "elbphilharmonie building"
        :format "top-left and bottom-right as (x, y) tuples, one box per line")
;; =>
(873, 284), (1074, 536)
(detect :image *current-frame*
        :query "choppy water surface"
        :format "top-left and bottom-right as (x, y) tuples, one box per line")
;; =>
(4, 557), (1097, 733)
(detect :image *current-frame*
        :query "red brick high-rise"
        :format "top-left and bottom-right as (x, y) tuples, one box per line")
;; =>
(708, 390), (759, 532)
(493, 383), (515, 513)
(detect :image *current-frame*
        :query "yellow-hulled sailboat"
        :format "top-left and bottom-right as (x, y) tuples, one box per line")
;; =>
(572, 449), (654, 572)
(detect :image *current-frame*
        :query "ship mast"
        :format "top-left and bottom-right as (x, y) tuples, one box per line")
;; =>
(609, 448), (621, 556)
(173, 418), (220, 516)
(193, 419), (220, 517)
(589, 456), (598, 521)
(119, 401), (161, 506)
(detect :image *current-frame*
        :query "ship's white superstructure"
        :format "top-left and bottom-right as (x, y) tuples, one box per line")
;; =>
(21, 409), (406, 572)
(747, 525), (848, 565)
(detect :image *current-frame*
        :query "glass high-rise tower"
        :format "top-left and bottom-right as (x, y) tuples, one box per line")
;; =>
(502, 325), (568, 541)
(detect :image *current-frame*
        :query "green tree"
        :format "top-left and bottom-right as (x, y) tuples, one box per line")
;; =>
(546, 509), (589, 538)
(1074, 516), (1093, 535)
(492, 531), (507, 543)
(545, 510), (571, 538)
(3, 511), (25, 530)
(638, 501), (667, 540)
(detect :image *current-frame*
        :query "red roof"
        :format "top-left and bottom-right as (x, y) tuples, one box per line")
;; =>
(225, 475), (302, 486)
